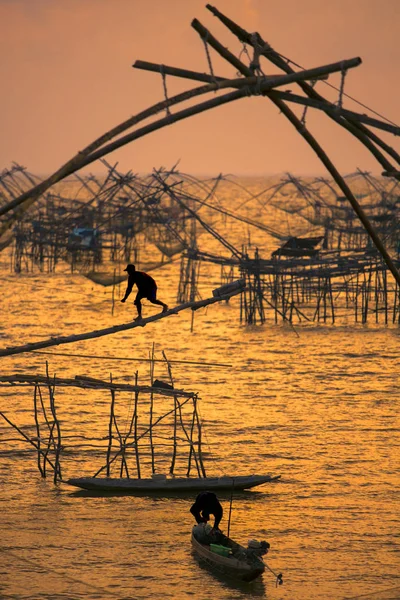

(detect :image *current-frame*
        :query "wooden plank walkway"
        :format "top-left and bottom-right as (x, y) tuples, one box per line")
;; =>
(0, 287), (243, 358)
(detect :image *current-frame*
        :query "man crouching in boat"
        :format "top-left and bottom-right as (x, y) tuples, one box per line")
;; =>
(190, 491), (223, 531)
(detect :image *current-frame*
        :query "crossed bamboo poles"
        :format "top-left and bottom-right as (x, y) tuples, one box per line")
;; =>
(1, 4), (399, 286)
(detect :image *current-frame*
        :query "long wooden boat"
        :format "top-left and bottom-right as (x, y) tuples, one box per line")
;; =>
(191, 528), (266, 582)
(65, 473), (280, 493)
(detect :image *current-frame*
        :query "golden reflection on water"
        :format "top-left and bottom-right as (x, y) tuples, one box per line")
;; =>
(0, 177), (399, 599)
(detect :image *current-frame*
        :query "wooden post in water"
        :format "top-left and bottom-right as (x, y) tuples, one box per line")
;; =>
(162, 351), (178, 476)
(383, 268), (388, 324)
(106, 380), (115, 477)
(33, 384), (44, 477)
(37, 384), (51, 478)
(194, 394), (206, 478)
(149, 344), (156, 474)
(187, 400), (197, 477)
(111, 268), (116, 316)
(110, 387), (129, 478)
(329, 276), (335, 324)
(45, 364), (62, 483)
(133, 371), (141, 479)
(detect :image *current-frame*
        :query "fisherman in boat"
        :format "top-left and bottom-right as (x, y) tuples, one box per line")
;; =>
(190, 491), (223, 531)
(120, 264), (168, 320)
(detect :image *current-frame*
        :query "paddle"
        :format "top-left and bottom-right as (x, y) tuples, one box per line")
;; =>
(265, 562), (284, 587)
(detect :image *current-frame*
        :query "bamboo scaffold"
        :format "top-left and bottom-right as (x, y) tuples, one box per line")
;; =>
(236, 246), (400, 326)
(1, 3), (399, 297)
(0, 354), (206, 482)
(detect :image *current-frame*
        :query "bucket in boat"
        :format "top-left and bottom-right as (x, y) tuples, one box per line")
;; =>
(210, 544), (231, 557)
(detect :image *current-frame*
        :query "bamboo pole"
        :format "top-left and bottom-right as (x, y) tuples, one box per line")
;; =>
(193, 394), (207, 478)
(45, 364), (62, 483)
(0, 83), (247, 224)
(0, 82), (228, 218)
(0, 53), (362, 227)
(162, 351), (178, 476)
(122, 380), (138, 477)
(133, 371), (141, 479)
(37, 383), (57, 478)
(134, 60), (400, 137)
(149, 344), (156, 474)
(33, 384), (44, 477)
(32, 350), (232, 368)
(0, 411), (58, 473)
(187, 402), (197, 477)
(329, 276), (335, 324)
(383, 268), (388, 324)
(0, 288), (245, 358)
(206, 4), (400, 172)
(0, 373), (193, 398)
(111, 268), (116, 317)
(107, 383), (129, 478)
(92, 395), (194, 477)
(106, 384), (115, 477)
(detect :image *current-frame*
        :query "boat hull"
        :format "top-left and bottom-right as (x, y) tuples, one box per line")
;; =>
(191, 533), (265, 582)
(65, 474), (280, 493)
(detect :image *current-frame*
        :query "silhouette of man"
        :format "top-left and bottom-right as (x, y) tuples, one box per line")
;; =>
(190, 491), (223, 530)
(120, 264), (168, 320)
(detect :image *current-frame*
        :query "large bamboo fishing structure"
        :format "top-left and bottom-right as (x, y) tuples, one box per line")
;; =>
(1, 3), (399, 325)
(0, 56), (362, 225)
(7, 164), (288, 276)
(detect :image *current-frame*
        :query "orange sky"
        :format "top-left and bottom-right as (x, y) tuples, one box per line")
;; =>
(1, 0), (399, 177)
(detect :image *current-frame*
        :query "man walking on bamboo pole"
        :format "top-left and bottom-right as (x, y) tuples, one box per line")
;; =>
(121, 264), (168, 320)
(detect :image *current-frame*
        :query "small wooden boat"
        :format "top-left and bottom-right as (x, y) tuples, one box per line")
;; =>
(65, 473), (280, 493)
(191, 526), (267, 582)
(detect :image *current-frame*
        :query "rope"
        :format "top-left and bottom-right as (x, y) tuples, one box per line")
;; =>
(32, 350), (232, 368)
(160, 65), (171, 116)
(238, 42), (252, 67)
(202, 32), (216, 83)
(337, 63), (348, 109)
(301, 79), (318, 125)
(237, 42), (253, 79)
(274, 51), (400, 128)
(0, 547), (123, 598)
